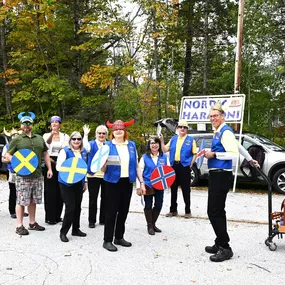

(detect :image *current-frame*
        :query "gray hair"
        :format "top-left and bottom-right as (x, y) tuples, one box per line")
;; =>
(69, 131), (83, 151)
(95, 125), (108, 136)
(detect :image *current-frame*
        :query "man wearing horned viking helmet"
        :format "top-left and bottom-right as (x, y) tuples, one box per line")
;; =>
(5, 112), (53, 236)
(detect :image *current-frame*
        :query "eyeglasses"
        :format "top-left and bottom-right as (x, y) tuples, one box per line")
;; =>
(22, 122), (32, 126)
(98, 132), (106, 135)
(71, 137), (82, 141)
(209, 114), (221, 119)
(178, 126), (187, 129)
(150, 142), (158, 145)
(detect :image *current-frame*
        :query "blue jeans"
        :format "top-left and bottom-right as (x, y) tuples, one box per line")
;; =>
(144, 189), (164, 211)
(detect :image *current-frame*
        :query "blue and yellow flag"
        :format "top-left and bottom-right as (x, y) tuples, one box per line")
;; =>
(59, 157), (87, 184)
(11, 149), (38, 176)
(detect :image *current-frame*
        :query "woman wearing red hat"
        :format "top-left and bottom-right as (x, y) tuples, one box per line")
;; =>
(102, 119), (145, 252)
(43, 116), (69, 225)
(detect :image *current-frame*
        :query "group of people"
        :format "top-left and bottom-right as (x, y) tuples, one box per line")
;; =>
(2, 101), (256, 262)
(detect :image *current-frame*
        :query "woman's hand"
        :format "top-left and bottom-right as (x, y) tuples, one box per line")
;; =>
(101, 161), (107, 172)
(136, 188), (142, 196)
(83, 182), (87, 192)
(140, 183), (146, 195)
(47, 169), (53, 179)
(83, 124), (90, 136)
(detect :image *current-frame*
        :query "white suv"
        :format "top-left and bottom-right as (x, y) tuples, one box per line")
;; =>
(154, 118), (285, 194)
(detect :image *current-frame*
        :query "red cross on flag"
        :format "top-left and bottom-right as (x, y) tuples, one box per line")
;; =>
(150, 165), (176, 190)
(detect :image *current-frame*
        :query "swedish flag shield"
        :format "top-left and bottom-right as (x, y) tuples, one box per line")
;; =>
(59, 157), (87, 184)
(11, 149), (38, 176)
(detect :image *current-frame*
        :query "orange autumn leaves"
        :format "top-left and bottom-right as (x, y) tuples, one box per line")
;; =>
(0, 69), (21, 85)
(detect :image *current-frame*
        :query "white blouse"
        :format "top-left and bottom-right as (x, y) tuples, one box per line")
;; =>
(56, 148), (82, 171)
(43, 132), (69, 157)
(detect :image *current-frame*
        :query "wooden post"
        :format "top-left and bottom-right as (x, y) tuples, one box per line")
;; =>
(234, 0), (244, 94)
(233, 0), (245, 192)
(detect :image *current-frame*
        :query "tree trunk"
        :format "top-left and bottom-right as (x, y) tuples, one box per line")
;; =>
(182, 2), (194, 98)
(0, 3), (13, 121)
(203, 0), (209, 95)
(152, 2), (162, 119)
(73, 0), (82, 96)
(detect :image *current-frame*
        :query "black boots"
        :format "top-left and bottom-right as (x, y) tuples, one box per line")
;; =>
(152, 209), (161, 233)
(144, 209), (155, 235)
(144, 209), (162, 235)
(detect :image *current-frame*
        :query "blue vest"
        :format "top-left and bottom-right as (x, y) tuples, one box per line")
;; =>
(4, 144), (14, 173)
(143, 154), (168, 188)
(104, 141), (137, 183)
(208, 124), (234, 170)
(87, 141), (99, 174)
(169, 135), (194, 167)
(58, 147), (88, 186)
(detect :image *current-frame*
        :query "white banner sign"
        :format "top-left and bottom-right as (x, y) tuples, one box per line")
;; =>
(179, 95), (245, 123)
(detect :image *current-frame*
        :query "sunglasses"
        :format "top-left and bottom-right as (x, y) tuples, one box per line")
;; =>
(22, 122), (32, 126)
(71, 137), (82, 141)
(178, 126), (187, 129)
(150, 142), (158, 145)
(98, 132), (106, 135)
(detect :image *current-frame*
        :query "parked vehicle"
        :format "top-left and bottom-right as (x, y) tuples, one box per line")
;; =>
(0, 134), (10, 173)
(154, 118), (285, 194)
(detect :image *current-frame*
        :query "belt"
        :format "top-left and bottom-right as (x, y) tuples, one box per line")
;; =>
(209, 169), (226, 173)
(174, 161), (180, 164)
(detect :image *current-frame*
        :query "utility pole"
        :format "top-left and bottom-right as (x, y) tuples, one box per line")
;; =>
(233, 0), (245, 193)
(234, 0), (244, 94)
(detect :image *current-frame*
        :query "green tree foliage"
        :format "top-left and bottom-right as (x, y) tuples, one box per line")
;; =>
(0, 0), (284, 146)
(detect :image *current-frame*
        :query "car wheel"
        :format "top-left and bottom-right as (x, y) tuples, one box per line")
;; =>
(272, 168), (285, 194)
(190, 166), (199, 186)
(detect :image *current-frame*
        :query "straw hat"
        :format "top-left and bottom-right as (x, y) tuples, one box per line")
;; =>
(177, 120), (189, 128)
(210, 101), (225, 114)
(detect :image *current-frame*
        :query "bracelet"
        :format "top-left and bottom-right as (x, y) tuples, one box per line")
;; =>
(140, 181), (144, 184)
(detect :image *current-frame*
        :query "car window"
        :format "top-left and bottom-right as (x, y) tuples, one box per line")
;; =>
(243, 134), (285, 152)
(195, 136), (212, 148)
(241, 139), (253, 150)
(253, 136), (285, 151)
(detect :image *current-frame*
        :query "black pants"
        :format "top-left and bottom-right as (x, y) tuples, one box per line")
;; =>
(44, 159), (63, 223)
(8, 182), (16, 215)
(88, 177), (106, 224)
(60, 182), (83, 235)
(207, 170), (232, 248)
(170, 162), (191, 214)
(144, 189), (164, 211)
(104, 178), (133, 242)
